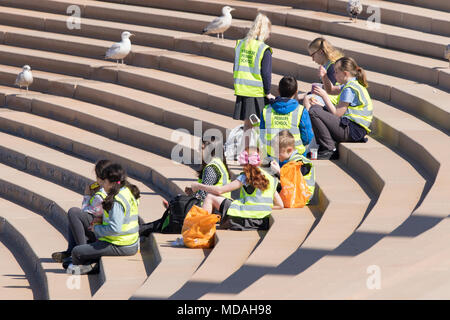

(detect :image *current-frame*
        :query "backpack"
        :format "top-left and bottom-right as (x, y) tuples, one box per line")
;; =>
(139, 195), (201, 236)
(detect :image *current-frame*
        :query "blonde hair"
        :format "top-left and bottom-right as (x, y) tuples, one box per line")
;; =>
(272, 130), (295, 151)
(245, 13), (272, 43)
(308, 37), (343, 63)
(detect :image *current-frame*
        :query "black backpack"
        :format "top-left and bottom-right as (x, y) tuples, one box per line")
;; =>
(139, 195), (201, 236)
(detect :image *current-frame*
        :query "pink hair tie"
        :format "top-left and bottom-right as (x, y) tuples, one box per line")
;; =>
(238, 151), (249, 165)
(116, 181), (121, 185)
(238, 151), (260, 166)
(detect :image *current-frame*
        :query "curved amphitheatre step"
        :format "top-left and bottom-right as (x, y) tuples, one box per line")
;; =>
(230, 104), (450, 299)
(0, 2), (449, 93)
(0, 48), (393, 300)
(0, 0), (446, 298)
(262, 0), (450, 37)
(0, 126), (168, 300)
(0, 6), (447, 130)
(0, 87), (274, 300)
(0, 18), (442, 300)
(0, 163), (92, 300)
(101, 0), (450, 60)
(0, 41), (373, 301)
(387, 0), (450, 13)
(0, 233), (33, 299)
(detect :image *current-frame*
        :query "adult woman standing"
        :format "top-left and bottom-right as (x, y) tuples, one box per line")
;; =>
(233, 13), (274, 150)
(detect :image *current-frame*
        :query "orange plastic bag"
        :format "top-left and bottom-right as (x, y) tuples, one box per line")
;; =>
(182, 205), (221, 249)
(280, 161), (312, 208)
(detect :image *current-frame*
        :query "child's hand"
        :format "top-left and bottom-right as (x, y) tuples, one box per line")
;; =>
(84, 184), (93, 196)
(270, 160), (281, 175)
(190, 182), (200, 193)
(266, 93), (275, 100)
(312, 86), (326, 98)
(297, 92), (306, 101)
(319, 65), (327, 79)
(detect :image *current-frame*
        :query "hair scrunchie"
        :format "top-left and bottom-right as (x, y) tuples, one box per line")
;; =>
(238, 151), (261, 166)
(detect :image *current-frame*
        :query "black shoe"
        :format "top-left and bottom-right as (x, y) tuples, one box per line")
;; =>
(62, 256), (73, 270)
(317, 149), (339, 160)
(52, 251), (70, 263)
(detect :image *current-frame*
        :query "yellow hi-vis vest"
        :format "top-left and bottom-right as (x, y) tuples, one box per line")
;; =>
(338, 79), (373, 133)
(99, 187), (139, 246)
(226, 169), (277, 219)
(234, 39), (272, 97)
(198, 157), (232, 199)
(324, 60), (340, 105)
(289, 152), (315, 204)
(261, 104), (306, 157)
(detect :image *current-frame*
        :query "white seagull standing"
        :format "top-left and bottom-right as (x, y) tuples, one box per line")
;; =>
(15, 65), (33, 93)
(347, 0), (363, 23)
(105, 31), (134, 66)
(202, 6), (235, 40)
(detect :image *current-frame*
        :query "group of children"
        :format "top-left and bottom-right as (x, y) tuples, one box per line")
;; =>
(52, 13), (373, 275)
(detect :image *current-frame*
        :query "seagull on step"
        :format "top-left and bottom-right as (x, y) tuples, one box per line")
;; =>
(15, 65), (33, 93)
(105, 31), (134, 66)
(202, 6), (235, 40)
(347, 0), (363, 23)
(445, 44), (450, 68)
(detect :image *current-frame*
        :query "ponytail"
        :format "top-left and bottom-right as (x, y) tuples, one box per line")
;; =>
(356, 66), (369, 88)
(101, 163), (140, 212)
(335, 57), (369, 88)
(243, 164), (269, 191)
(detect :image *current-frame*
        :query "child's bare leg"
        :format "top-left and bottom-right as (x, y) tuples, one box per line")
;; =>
(202, 194), (226, 213)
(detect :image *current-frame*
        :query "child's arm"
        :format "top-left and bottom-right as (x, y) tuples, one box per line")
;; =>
(312, 86), (348, 117)
(272, 191), (284, 210)
(191, 179), (242, 196)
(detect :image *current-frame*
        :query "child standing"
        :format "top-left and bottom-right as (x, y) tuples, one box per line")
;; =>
(233, 13), (275, 151)
(190, 147), (283, 231)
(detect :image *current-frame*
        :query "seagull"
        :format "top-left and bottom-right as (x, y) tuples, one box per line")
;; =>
(202, 6), (235, 40)
(105, 31), (134, 66)
(347, 0), (363, 23)
(445, 44), (450, 68)
(15, 65), (33, 93)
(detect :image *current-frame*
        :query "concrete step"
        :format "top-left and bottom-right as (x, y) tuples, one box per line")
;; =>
(0, 130), (165, 224)
(1, 40), (447, 139)
(202, 159), (373, 299)
(131, 233), (211, 299)
(0, 238), (33, 299)
(0, 174), (91, 300)
(169, 229), (264, 300)
(0, 103), (196, 198)
(297, 0), (450, 37)
(0, 3), (448, 92)
(1, 5), (449, 107)
(100, 0), (450, 60)
(388, 0), (450, 12)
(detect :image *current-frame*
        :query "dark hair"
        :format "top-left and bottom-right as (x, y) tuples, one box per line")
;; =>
(101, 163), (141, 212)
(278, 76), (298, 98)
(196, 139), (230, 179)
(335, 57), (369, 88)
(95, 159), (111, 178)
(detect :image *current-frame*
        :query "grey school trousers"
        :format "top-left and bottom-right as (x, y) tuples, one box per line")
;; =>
(67, 207), (138, 265)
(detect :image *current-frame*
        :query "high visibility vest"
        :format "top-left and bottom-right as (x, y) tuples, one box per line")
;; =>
(261, 104), (306, 157)
(98, 187), (139, 246)
(198, 157), (232, 199)
(338, 79), (373, 133)
(324, 60), (340, 105)
(226, 169), (277, 219)
(289, 153), (315, 204)
(234, 39), (272, 97)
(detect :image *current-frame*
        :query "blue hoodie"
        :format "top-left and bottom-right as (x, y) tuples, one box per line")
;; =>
(260, 97), (314, 156)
